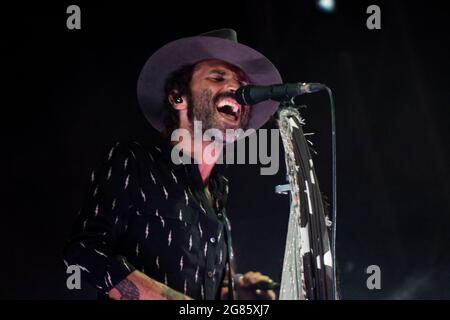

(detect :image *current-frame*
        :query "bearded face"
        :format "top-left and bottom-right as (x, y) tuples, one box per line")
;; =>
(187, 60), (251, 142)
(191, 90), (249, 132)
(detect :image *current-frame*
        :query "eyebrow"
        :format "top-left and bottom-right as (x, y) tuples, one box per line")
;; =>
(207, 69), (249, 83)
(208, 69), (227, 76)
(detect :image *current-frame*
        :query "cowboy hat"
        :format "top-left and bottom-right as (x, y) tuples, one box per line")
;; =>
(137, 29), (282, 132)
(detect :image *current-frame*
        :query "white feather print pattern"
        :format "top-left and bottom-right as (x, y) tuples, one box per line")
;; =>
(124, 175), (130, 190)
(94, 204), (99, 216)
(123, 261), (131, 272)
(106, 271), (113, 288)
(107, 167), (112, 181)
(135, 243), (139, 256)
(184, 190), (189, 205)
(160, 216), (165, 228)
(145, 223), (149, 239)
(93, 186), (98, 197)
(164, 273), (168, 285)
(78, 265), (90, 273)
(94, 249), (108, 258)
(204, 242), (208, 257)
(91, 171), (95, 183)
(150, 171), (156, 184)
(111, 198), (116, 210)
(199, 202), (207, 215)
(163, 185), (168, 200)
(195, 266), (199, 283)
(184, 279), (187, 295)
(108, 146), (115, 161)
(188, 235), (193, 251)
(179, 256), (184, 271)
(179, 209), (183, 221)
(198, 223), (203, 238)
(156, 256), (160, 270)
(124, 157), (129, 170)
(168, 230), (172, 246)
(171, 171), (178, 183)
(140, 189), (146, 202)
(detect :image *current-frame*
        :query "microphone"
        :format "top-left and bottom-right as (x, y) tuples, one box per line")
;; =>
(235, 83), (326, 106)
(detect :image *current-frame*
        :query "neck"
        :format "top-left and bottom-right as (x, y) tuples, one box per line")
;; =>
(197, 158), (217, 186)
(172, 114), (224, 185)
(171, 135), (223, 185)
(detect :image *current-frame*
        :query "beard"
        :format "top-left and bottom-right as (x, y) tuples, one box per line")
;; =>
(189, 89), (250, 135)
(190, 89), (220, 132)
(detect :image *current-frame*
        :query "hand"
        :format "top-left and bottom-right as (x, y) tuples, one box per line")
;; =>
(235, 271), (277, 300)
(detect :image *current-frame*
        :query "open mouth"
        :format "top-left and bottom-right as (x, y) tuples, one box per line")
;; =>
(216, 98), (241, 122)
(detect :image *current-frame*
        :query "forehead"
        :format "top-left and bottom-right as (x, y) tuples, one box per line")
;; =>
(193, 59), (249, 81)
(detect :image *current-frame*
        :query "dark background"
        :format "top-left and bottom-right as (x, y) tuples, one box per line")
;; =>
(2, 0), (449, 299)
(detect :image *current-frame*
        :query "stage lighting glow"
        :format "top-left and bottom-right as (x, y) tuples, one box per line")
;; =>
(316, 0), (335, 13)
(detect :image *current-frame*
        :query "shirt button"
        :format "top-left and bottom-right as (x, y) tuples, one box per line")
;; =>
(209, 237), (216, 244)
(207, 271), (214, 278)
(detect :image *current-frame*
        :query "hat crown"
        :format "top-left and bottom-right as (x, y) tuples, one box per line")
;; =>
(199, 28), (237, 42)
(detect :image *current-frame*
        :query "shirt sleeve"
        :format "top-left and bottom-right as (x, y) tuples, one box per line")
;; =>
(63, 141), (143, 294)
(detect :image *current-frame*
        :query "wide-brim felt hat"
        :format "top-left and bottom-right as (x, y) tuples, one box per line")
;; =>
(137, 29), (282, 132)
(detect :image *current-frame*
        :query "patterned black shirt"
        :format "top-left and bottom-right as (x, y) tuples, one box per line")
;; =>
(63, 136), (234, 300)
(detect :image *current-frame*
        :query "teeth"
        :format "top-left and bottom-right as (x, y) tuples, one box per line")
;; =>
(218, 99), (240, 113)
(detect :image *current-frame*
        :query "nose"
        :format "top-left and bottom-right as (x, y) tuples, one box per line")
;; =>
(225, 78), (241, 93)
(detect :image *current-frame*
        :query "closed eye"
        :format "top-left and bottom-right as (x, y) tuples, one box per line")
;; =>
(209, 77), (225, 82)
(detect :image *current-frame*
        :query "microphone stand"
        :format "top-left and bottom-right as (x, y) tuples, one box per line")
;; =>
(275, 92), (338, 300)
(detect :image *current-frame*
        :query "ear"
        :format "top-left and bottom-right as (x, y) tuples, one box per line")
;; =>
(168, 91), (188, 111)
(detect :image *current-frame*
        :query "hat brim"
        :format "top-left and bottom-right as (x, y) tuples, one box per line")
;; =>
(137, 36), (282, 133)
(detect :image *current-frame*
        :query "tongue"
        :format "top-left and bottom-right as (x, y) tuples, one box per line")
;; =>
(219, 111), (236, 121)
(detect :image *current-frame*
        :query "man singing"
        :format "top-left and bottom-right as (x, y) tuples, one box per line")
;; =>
(63, 29), (282, 300)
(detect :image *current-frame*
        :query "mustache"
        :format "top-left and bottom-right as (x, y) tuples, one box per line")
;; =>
(213, 91), (240, 106)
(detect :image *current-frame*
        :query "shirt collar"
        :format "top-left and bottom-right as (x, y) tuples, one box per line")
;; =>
(145, 133), (228, 185)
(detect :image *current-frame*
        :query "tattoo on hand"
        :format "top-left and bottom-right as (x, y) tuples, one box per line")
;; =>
(116, 279), (140, 300)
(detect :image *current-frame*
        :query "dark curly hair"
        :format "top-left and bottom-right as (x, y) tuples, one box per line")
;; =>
(162, 64), (196, 138)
